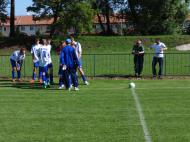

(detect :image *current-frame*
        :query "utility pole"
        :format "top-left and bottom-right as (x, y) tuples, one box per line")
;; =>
(10, 0), (15, 37)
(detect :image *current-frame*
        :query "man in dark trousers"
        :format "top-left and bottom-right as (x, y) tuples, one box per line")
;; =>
(60, 38), (80, 91)
(132, 39), (145, 78)
(150, 38), (167, 79)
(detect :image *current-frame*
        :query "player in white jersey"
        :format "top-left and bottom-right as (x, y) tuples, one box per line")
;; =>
(47, 39), (54, 84)
(10, 48), (26, 82)
(30, 38), (41, 83)
(39, 39), (50, 88)
(150, 38), (167, 79)
(71, 37), (89, 85)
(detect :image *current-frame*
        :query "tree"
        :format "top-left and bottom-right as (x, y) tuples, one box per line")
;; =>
(91, 0), (115, 35)
(27, 0), (94, 36)
(27, 0), (64, 36)
(9, 0), (15, 37)
(91, 0), (124, 35)
(56, 2), (94, 35)
(122, 0), (190, 35)
(0, 0), (8, 22)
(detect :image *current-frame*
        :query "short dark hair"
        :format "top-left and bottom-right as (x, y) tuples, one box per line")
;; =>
(20, 48), (26, 54)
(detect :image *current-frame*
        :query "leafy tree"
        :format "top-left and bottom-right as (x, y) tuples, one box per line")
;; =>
(27, 0), (94, 36)
(56, 2), (94, 35)
(122, 0), (190, 35)
(0, 0), (8, 22)
(91, 0), (115, 35)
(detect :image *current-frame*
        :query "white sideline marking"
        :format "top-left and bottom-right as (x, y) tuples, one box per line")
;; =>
(137, 86), (190, 90)
(131, 88), (152, 142)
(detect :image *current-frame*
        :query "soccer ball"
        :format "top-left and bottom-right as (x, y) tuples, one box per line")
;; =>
(129, 82), (135, 88)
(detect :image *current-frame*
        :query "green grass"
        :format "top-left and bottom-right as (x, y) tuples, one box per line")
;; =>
(1, 35), (190, 55)
(54, 35), (190, 53)
(0, 79), (190, 142)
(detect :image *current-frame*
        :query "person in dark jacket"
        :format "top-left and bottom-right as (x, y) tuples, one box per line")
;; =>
(60, 38), (80, 91)
(132, 39), (144, 78)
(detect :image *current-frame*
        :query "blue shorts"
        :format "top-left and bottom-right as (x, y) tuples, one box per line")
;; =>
(39, 66), (48, 74)
(58, 65), (63, 76)
(33, 62), (39, 68)
(10, 59), (23, 68)
(10, 59), (16, 68)
(48, 63), (53, 68)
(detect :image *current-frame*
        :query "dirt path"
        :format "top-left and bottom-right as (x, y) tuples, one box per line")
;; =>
(176, 44), (190, 51)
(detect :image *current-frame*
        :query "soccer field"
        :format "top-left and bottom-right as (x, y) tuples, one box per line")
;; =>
(0, 79), (190, 142)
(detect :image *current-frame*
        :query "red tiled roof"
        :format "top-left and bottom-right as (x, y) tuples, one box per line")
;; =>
(93, 14), (126, 24)
(2, 16), (53, 26)
(0, 14), (126, 26)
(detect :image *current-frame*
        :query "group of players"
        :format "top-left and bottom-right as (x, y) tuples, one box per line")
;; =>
(10, 37), (89, 90)
(10, 37), (167, 87)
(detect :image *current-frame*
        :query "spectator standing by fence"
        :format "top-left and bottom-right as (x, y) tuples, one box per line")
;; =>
(132, 39), (144, 78)
(150, 38), (167, 79)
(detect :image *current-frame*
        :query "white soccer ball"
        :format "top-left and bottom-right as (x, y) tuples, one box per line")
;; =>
(129, 82), (135, 88)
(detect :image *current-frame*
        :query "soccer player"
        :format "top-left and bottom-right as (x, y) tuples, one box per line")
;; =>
(150, 38), (167, 79)
(132, 39), (144, 78)
(30, 38), (41, 83)
(10, 48), (26, 82)
(47, 39), (54, 84)
(71, 37), (89, 85)
(58, 41), (66, 89)
(39, 39), (50, 88)
(60, 38), (80, 91)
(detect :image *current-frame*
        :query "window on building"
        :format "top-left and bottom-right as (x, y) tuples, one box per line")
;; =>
(4, 27), (6, 31)
(21, 26), (25, 31)
(0, 27), (2, 31)
(46, 26), (50, 31)
(30, 26), (34, 31)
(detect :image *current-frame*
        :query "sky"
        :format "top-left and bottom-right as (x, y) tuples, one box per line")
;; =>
(7, 0), (33, 16)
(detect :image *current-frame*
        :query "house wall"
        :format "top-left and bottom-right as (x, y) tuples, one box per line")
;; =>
(0, 25), (50, 37)
(0, 23), (128, 37)
(92, 23), (127, 35)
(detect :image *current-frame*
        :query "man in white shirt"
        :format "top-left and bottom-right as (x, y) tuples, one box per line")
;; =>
(10, 48), (26, 82)
(150, 38), (167, 79)
(47, 39), (54, 84)
(71, 37), (89, 85)
(30, 38), (41, 83)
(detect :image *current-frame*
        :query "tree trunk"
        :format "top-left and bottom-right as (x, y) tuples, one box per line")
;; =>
(9, 0), (15, 37)
(97, 13), (106, 34)
(50, 13), (58, 37)
(105, 0), (112, 35)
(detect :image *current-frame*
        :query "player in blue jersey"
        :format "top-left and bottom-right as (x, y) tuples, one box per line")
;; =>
(30, 38), (41, 83)
(60, 39), (80, 91)
(58, 41), (66, 89)
(39, 39), (50, 88)
(10, 48), (26, 82)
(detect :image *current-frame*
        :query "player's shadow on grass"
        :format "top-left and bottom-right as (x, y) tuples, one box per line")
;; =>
(10, 82), (59, 90)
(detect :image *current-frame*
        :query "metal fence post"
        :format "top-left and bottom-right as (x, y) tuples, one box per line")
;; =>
(164, 54), (167, 76)
(24, 60), (26, 78)
(93, 54), (96, 77)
